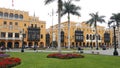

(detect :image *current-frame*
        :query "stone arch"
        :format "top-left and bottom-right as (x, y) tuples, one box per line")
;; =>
(7, 42), (12, 48)
(28, 42), (32, 48)
(79, 42), (82, 46)
(93, 42), (95, 47)
(14, 42), (19, 48)
(40, 42), (44, 48)
(86, 42), (89, 47)
(0, 42), (5, 47)
(83, 42), (85, 47)
(76, 42), (78, 47)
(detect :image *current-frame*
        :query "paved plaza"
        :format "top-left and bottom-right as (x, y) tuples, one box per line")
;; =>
(5, 48), (120, 56)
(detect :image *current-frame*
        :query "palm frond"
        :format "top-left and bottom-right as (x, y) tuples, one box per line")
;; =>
(44, 0), (55, 5)
(108, 20), (114, 26)
(86, 12), (105, 27)
(110, 13), (120, 27)
(87, 18), (95, 27)
(61, 1), (80, 17)
(61, 10), (67, 17)
(89, 13), (95, 18)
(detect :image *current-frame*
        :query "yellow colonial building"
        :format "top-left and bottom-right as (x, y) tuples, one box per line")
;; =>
(0, 8), (46, 48)
(47, 21), (113, 48)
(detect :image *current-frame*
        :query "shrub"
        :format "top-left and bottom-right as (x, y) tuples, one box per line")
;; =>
(47, 53), (84, 59)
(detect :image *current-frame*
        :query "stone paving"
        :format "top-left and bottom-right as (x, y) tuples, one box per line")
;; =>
(84, 48), (120, 56)
(5, 48), (120, 56)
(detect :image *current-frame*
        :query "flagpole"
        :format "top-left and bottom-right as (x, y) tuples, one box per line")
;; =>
(12, 0), (14, 7)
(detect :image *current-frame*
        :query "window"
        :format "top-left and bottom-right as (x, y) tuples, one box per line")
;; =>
(0, 12), (3, 17)
(93, 30), (95, 32)
(1, 32), (6, 37)
(8, 33), (13, 38)
(3, 21), (7, 25)
(31, 24), (33, 27)
(15, 14), (18, 19)
(19, 14), (23, 20)
(9, 24), (13, 30)
(90, 34), (92, 40)
(4, 12), (8, 18)
(98, 35), (101, 40)
(9, 13), (13, 19)
(86, 34), (89, 40)
(10, 22), (13, 25)
(35, 24), (37, 28)
(93, 35), (95, 40)
(15, 33), (19, 38)
(41, 34), (43, 39)
(24, 24), (26, 27)
(41, 25), (43, 28)
(15, 22), (18, 26)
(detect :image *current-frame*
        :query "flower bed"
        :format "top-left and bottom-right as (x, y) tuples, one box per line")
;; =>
(0, 51), (21, 68)
(0, 52), (10, 61)
(0, 57), (21, 68)
(47, 53), (84, 59)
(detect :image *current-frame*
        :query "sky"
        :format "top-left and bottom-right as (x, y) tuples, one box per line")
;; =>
(0, 0), (120, 28)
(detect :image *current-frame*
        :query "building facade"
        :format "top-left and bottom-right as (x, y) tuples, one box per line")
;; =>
(0, 8), (46, 48)
(47, 21), (113, 48)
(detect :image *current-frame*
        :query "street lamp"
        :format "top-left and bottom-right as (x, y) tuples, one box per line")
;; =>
(48, 9), (56, 48)
(113, 26), (118, 56)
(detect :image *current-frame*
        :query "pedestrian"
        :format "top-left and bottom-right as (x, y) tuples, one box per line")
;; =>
(78, 46), (80, 50)
(90, 45), (93, 49)
(1, 46), (3, 51)
(34, 44), (38, 52)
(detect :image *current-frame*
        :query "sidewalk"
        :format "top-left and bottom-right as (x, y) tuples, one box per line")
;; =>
(6, 48), (120, 56)
(84, 48), (120, 56)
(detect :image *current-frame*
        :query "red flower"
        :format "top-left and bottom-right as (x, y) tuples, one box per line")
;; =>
(47, 53), (84, 59)
(0, 57), (21, 67)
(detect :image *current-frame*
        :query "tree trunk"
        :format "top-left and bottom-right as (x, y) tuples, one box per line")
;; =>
(57, 0), (61, 53)
(95, 21), (99, 50)
(68, 13), (70, 50)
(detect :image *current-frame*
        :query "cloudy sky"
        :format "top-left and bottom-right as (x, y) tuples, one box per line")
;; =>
(0, 0), (120, 28)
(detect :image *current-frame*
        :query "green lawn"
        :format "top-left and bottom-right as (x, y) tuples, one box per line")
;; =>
(6, 52), (120, 68)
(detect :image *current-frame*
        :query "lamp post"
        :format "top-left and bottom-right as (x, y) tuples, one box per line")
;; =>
(21, 29), (24, 52)
(113, 26), (118, 56)
(48, 9), (55, 48)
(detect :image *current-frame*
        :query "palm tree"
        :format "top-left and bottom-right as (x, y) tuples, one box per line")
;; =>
(110, 13), (120, 26)
(44, 0), (80, 52)
(61, 0), (80, 50)
(45, 0), (63, 53)
(109, 13), (120, 48)
(86, 12), (105, 50)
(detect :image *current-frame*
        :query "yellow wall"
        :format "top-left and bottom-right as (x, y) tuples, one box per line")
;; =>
(0, 8), (46, 48)
(47, 21), (113, 48)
